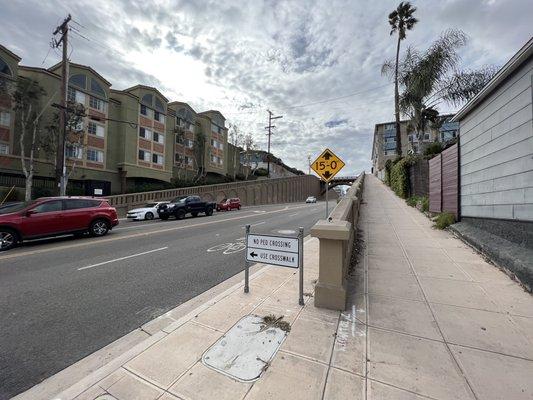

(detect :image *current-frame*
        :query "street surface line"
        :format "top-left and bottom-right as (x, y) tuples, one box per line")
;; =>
(78, 247), (168, 270)
(0, 204), (311, 261)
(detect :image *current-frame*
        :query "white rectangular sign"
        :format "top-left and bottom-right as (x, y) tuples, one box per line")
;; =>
(246, 247), (299, 268)
(247, 234), (299, 254)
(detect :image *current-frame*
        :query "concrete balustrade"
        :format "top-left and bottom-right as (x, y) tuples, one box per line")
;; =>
(311, 173), (365, 310)
(106, 175), (322, 217)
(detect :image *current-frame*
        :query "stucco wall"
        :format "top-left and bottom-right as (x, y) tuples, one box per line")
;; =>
(459, 57), (533, 221)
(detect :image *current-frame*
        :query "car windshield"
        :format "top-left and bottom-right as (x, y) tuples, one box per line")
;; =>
(0, 201), (36, 215)
(171, 196), (187, 203)
(145, 203), (158, 207)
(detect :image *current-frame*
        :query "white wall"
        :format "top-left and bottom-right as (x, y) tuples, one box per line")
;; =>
(459, 57), (533, 221)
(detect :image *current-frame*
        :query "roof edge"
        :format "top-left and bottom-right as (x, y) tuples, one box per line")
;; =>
(452, 37), (533, 122)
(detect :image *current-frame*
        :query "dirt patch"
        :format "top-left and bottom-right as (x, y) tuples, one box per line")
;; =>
(261, 314), (291, 332)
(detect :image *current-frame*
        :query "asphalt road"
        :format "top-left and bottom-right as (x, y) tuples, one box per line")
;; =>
(0, 200), (331, 399)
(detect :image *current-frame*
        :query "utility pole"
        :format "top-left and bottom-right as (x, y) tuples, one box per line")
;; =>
(264, 110), (282, 177)
(307, 154), (311, 175)
(53, 14), (71, 196)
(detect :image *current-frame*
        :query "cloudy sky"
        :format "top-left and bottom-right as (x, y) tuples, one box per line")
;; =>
(1, 0), (531, 174)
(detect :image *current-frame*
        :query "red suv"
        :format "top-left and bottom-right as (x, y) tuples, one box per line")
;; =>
(216, 198), (241, 211)
(0, 197), (119, 251)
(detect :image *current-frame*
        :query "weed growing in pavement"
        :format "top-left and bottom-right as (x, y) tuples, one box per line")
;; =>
(261, 314), (291, 332)
(434, 212), (456, 229)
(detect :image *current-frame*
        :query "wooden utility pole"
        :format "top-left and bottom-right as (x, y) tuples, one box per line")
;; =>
(264, 110), (282, 177)
(53, 14), (71, 196)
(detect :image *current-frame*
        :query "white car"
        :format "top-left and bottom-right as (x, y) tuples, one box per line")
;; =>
(305, 196), (317, 203)
(126, 201), (169, 221)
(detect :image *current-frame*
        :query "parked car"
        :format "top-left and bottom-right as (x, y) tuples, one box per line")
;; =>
(0, 197), (119, 251)
(216, 198), (241, 211)
(157, 195), (215, 220)
(127, 201), (169, 221)
(305, 196), (317, 203)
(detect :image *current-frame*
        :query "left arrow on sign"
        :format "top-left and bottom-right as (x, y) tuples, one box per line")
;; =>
(250, 251), (258, 258)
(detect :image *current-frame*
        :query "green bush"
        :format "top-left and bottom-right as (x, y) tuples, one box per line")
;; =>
(424, 142), (443, 157)
(434, 212), (455, 229)
(255, 168), (268, 177)
(390, 158), (411, 198)
(384, 159), (393, 186)
(421, 196), (429, 212)
(406, 196), (420, 207)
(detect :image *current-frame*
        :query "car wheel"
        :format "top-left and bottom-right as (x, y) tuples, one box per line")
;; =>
(176, 210), (186, 220)
(89, 219), (109, 237)
(0, 228), (19, 251)
(238, 205), (241, 210)
(160, 215), (169, 220)
(205, 207), (213, 216)
(191, 212), (199, 217)
(145, 212), (154, 220)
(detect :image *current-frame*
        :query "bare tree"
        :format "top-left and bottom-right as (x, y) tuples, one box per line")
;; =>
(243, 133), (255, 180)
(228, 123), (243, 180)
(11, 79), (47, 201)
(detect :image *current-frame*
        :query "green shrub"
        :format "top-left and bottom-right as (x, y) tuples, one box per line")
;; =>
(255, 168), (268, 177)
(421, 196), (429, 212)
(406, 196), (420, 207)
(390, 158), (411, 198)
(424, 142), (443, 157)
(434, 212), (455, 229)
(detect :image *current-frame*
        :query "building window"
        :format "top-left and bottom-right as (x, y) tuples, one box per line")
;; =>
(69, 74), (86, 89)
(90, 78), (106, 99)
(0, 143), (9, 154)
(140, 104), (147, 116)
(185, 139), (194, 148)
(68, 87), (87, 105)
(152, 153), (164, 165)
(88, 121), (105, 137)
(211, 123), (223, 134)
(210, 139), (223, 150)
(211, 155), (222, 164)
(87, 149), (104, 162)
(66, 145), (82, 159)
(423, 133), (430, 141)
(384, 123), (395, 131)
(153, 131), (164, 144)
(153, 111), (165, 124)
(138, 149), (151, 162)
(0, 56), (13, 76)
(89, 96), (106, 112)
(0, 110), (11, 126)
(139, 127), (152, 140)
(185, 156), (193, 166)
(155, 97), (165, 112)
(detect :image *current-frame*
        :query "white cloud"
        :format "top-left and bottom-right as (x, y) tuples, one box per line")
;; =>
(0, 0), (531, 174)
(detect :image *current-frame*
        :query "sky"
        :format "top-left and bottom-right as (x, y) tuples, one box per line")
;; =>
(1, 0), (531, 174)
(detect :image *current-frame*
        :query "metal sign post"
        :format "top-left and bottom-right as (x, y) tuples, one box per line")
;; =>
(244, 227), (304, 305)
(325, 183), (329, 219)
(244, 224), (250, 293)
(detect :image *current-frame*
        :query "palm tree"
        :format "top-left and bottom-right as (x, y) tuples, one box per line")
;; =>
(397, 29), (497, 153)
(385, 1), (418, 156)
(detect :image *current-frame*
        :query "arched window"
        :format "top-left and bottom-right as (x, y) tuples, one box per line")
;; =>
(0, 56), (12, 76)
(69, 74), (86, 89)
(141, 93), (153, 106)
(90, 78), (107, 99)
(155, 97), (164, 112)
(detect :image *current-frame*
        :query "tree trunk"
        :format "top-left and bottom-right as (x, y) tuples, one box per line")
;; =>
(394, 34), (402, 157)
(24, 174), (33, 202)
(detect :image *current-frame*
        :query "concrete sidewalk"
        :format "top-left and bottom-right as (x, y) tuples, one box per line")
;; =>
(19, 174), (533, 400)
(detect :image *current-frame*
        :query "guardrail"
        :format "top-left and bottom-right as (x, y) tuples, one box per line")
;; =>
(311, 173), (365, 310)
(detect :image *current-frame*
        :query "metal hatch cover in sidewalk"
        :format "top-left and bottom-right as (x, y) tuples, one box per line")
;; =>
(202, 315), (288, 382)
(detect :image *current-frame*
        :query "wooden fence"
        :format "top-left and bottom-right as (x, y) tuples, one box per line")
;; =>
(428, 143), (459, 218)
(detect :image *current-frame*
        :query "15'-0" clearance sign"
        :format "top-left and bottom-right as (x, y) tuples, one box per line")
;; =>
(311, 148), (345, 182)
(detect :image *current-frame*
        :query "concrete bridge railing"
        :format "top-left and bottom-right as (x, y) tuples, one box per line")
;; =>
(106, 175), (321, 217)
(311, 173), (365, 310)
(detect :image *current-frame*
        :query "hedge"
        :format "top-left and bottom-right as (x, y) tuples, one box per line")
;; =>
(390, 158), (411, 199)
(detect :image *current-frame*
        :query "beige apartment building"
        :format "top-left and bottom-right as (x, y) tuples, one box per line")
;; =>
(0, 43), (231, 196)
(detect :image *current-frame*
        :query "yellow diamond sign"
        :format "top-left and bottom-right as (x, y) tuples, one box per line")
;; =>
(311, 148), (345, 182)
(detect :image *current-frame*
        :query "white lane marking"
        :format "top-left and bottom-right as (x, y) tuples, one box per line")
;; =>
(78, 247), (168, 271)
(288, 212), (299, 217)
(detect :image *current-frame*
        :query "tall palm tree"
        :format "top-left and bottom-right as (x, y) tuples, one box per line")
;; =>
(387, 2), (418, 156)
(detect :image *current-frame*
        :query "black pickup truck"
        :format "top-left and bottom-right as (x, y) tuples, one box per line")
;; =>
(157, 195), (216, 220)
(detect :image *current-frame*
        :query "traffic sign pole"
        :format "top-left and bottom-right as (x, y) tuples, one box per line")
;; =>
(325, 183), (329, 219)
(244, 224), (250, 293)
(298, 227), (304, 306)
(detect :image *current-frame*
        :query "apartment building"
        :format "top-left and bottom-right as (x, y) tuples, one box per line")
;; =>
(0, 44), (19, 159)
(371, 116), (459, 180)
(0, 43), (232, 196)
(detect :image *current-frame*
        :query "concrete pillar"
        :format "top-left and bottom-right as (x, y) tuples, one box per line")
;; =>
(311, 220), (351, 310)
